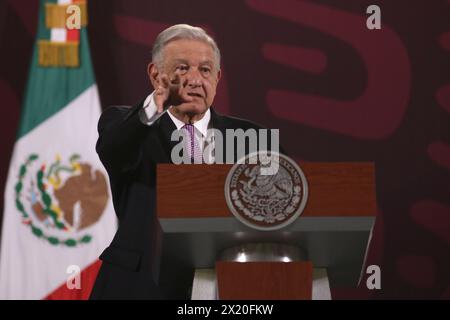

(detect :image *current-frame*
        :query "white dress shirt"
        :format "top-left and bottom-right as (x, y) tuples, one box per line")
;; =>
(139, 92), (214, 163)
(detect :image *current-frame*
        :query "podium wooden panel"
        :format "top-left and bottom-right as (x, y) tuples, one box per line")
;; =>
(157, 162), (376, 218)
(216, 261), (313, 300)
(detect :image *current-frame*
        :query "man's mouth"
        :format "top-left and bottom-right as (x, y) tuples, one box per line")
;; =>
(187, 92), (204, 98)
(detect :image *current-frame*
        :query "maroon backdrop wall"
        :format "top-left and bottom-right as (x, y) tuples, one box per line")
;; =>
(1, 0), (449, 299)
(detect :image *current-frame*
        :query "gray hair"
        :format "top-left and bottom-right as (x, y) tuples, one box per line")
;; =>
(152, 24), (221, 70)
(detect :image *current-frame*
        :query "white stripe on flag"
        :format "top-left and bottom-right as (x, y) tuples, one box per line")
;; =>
(50, 0), (72, 42)
(51, 28), (67, 42)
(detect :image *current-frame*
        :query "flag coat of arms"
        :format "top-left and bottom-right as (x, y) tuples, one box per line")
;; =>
(0, 0), (116, 299)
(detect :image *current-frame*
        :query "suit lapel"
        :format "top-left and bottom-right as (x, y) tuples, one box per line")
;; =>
(210, 107), (227, 137)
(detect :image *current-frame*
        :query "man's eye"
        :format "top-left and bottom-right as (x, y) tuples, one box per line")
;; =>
(201, 67), (211, 74)
(176, 65), (189, 72)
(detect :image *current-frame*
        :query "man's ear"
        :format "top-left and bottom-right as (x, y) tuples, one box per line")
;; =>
(147, 62), (159, 90)
(216, 69), (222, 84)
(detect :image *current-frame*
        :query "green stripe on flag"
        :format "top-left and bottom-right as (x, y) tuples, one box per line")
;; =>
(18, 0), (96, 138)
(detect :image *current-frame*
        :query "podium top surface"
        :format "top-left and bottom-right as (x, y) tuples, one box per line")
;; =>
(157, 162), (376, 219)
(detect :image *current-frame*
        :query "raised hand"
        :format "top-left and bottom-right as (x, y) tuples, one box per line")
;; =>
(153, 73), (194, 113)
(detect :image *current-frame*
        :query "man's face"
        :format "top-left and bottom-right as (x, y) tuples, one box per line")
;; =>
(159, 39), (221, 115)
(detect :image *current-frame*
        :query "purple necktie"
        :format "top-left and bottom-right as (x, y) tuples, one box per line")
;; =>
(182, 124), (203, 163)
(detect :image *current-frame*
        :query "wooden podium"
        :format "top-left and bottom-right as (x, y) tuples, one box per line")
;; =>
(156, 163), (376, 299)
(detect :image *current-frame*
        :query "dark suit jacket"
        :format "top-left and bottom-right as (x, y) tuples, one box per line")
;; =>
(90, 99), (270, 299)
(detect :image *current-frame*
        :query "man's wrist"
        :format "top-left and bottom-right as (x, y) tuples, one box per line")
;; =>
(140, 92), (163, 125)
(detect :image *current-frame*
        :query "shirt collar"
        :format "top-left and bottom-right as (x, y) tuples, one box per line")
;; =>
(167, 107), (211, 137)
(142, 93), (211, 137)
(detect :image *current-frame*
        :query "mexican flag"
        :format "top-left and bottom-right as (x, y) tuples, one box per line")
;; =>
(0, 0), (116, 299)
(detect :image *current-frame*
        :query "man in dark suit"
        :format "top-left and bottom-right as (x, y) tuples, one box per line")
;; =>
(90, 24), (273, 299)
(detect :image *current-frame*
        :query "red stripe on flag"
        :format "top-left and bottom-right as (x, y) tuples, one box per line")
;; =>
(66, 29), (79, 42)
(66, 0), (80, 41)
(44, 260), (102, 300)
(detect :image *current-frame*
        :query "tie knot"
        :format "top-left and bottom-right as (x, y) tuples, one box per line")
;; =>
(182, 123), (194, 137)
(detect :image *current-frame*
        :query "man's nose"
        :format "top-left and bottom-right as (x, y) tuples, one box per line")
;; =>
(185, 68), (202, 88)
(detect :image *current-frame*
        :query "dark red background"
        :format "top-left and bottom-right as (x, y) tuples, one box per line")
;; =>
(1, 0), (449, 299)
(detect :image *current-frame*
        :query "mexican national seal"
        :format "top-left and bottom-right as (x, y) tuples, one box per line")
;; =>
(224, 152), (308, 231)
